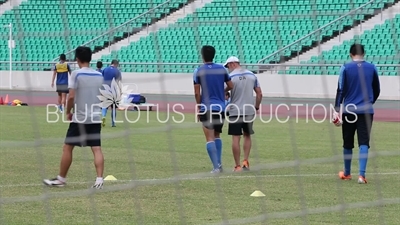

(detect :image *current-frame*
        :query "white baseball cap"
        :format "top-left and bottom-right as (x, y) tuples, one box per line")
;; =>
(223, 56), (240, 67)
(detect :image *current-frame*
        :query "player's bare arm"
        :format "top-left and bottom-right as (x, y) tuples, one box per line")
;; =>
(225, 80), (233, 92)
(51, 70), (56, 87)
(254, 86), (262, 110)
(194, 84), (201, 105)
(66, 88), (75, 119)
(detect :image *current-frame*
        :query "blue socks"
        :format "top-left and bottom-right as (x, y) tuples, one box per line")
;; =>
(343, 146), (369, 177)
(215, 138), (222, 166)
(359, 145), (369, 177)
(111, 107), (116, 126)
(102, 107), (117, 126)
(343, 148), (353, 176)
(206, 142), (219, 169)
(102, 107), (107, 117)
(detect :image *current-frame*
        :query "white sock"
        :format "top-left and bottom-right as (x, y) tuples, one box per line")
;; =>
(96, 177), (103, 183)
(57, 175), (66, 183)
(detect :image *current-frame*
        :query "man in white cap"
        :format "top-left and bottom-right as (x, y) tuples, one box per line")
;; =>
(223, 56), (263, 172)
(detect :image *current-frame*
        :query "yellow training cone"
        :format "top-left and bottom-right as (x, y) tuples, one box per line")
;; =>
(104, 175), (117, 181)
(250, 190), (266, 197)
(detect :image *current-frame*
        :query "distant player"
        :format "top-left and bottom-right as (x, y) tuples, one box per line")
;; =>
(51, 53), (71, 113)
(223, 56), (262, 172)
(96, 61), (103, 73)
(101, 59), (122, 127)
(334, 44), (380, 184)
(43, 46), (105, 189)
(194, 45), (233, 173)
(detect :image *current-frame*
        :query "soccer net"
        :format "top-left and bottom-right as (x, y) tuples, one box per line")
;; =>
(0, 0), (399, 224)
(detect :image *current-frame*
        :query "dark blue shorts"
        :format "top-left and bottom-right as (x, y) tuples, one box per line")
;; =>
(65, 123), (101, 147)
(56, 84), (69, 94)
(198, 111), (225, 133)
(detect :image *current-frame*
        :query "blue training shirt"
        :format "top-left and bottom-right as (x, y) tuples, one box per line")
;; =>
(102, 66), (122, 86)
(193, 63), (231, 112)
(334, 60), (380, 114)
(53, 61), (71, 85)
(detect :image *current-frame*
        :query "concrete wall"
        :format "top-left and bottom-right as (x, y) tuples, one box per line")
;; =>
(0, 71), (399, 100)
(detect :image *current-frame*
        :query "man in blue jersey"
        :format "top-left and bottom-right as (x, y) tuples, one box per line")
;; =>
(193, 45), (234, 173)
(96, 61), (103, 73)
(334, 44), (380, 184)
(101, 59), (122, 127)
(51, 53), (71, 113)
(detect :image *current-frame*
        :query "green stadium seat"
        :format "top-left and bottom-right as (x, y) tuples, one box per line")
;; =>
(0, 0), (397, 75)
(287, 14), (400, 75)
(0, 0), (189, 70)
(96, 0), (397, 74)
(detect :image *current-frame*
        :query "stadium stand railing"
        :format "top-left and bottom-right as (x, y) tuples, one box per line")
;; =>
(0, 0), (9, 6)
(0, 61), (398, 76)
(0, 0), (398, 75)
(93, 0), (397, 73)
(55, 0), (191, 62)
(257, 0), (395, 66)
(285, 14), (400, 76)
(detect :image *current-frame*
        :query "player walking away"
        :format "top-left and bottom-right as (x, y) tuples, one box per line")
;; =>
(225, 92), (231, 107)
(43, 46), (105, 189)
(224, 56), (262, 172)
(101, 59), (122, 127)
(51, 53), (71, 113)
(96, 61), (103, 73)
(194, 45), (234, 173)
(334, 44), (380, 184)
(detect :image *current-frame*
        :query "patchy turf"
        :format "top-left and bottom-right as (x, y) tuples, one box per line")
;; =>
(0, 106), (399, 225)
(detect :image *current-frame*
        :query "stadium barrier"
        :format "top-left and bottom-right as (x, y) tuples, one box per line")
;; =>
(0, 62), (398, 100)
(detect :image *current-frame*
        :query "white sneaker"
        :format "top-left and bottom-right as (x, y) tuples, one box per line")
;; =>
(92, 181), (103, 189)
(357, 176), (368, 184)
(210, 168), (221, 174)
(43, 178), (65, 187)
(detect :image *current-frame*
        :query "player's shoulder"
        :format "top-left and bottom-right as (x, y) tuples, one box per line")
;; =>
(212, 63), (225, 69)
(363, 61), (377, 68)
(230, 68), (255, 77)
(75, 68), (102, 76)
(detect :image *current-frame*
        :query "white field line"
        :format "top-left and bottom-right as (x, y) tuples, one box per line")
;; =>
(1, 172), (399, 188)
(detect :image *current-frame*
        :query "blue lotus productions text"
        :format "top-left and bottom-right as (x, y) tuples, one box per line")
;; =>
(45, 103), (359, 124)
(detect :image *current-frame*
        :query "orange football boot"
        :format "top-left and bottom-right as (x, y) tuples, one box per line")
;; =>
(357, 176), (367, 184)
(242, 160), (250, 171)
(233, 165), (242, 172)
(338, 171), (352, 180)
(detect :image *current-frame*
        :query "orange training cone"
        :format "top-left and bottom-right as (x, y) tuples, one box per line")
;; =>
(0, 97), (3, 105)
(4, 94), (9, 104)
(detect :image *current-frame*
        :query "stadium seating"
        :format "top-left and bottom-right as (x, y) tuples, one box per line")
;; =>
(0, 0), (188, 65)
(99, 0), (396, 73)
(0, 1), (8, 5)
(0, 0), (397, 75)
(285, 14), (400, 75)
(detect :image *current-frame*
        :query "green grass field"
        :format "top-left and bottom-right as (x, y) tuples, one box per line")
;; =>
(0, 106), (399, 225)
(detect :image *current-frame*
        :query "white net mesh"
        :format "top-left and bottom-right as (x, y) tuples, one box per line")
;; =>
(0, 0), (399, 224)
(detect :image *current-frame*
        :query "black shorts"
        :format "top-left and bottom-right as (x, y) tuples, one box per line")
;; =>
(56, 84), (69, 94)
(65, 123), (102, 147)
(342, 113), (374, 149)
(198, 111), (225, 133)
(228, 115), (255, 136)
